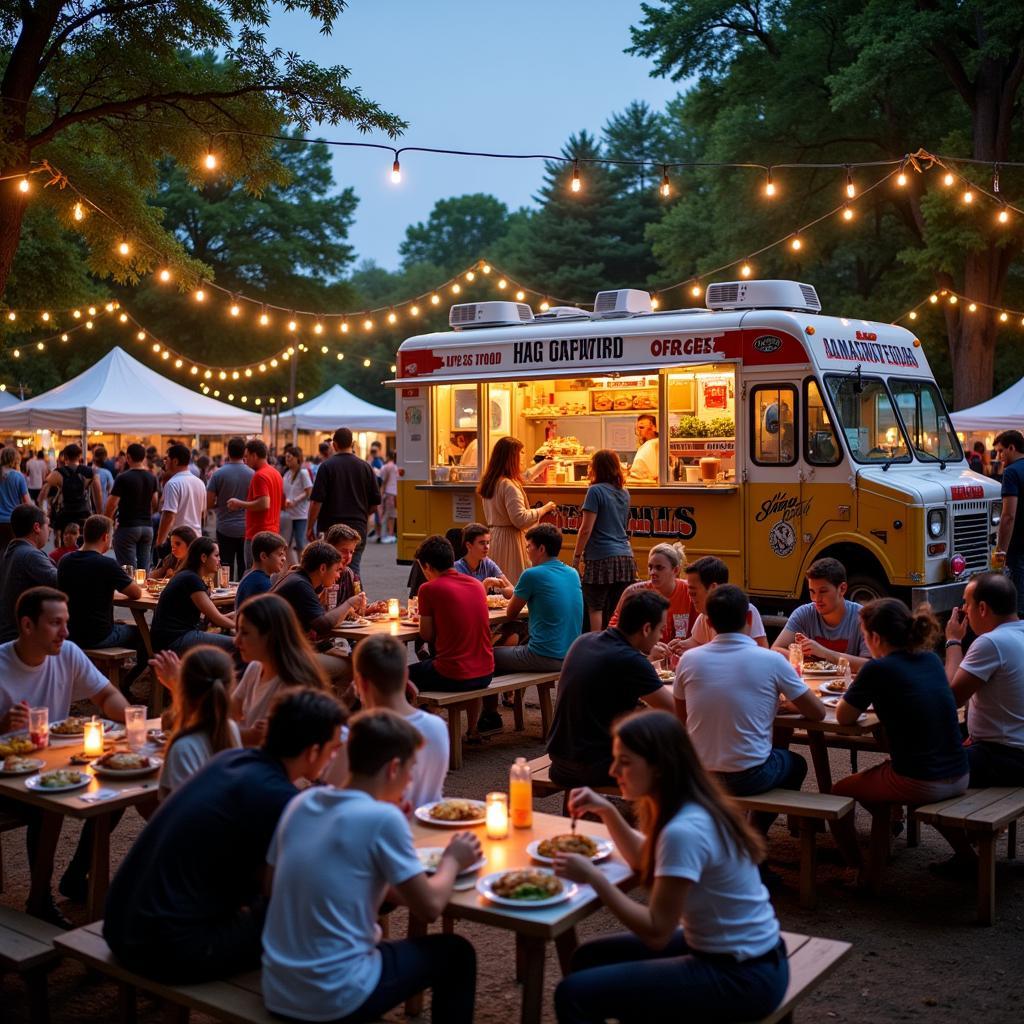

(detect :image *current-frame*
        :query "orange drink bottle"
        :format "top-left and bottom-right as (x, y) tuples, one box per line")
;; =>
(510, 756), (533, 828)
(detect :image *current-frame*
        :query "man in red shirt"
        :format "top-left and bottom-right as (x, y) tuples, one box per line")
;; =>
(227, 439), (283, 569)
(409, 534), (494, 742)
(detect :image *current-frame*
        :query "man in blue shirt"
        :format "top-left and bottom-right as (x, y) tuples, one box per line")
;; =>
(454, 523), (513, 598)
(494, 523), (583, 674)
(994, 429), (1024, 614)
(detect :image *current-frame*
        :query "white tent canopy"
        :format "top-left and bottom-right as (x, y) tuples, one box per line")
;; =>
(0, 390), (20, 409)
(278, 383), (395, 432)
(0, 346), (261, 434)
(950, 377), (1024, 433)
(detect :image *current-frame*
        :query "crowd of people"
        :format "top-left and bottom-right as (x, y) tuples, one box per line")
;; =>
(0, 427), (1022, 1023)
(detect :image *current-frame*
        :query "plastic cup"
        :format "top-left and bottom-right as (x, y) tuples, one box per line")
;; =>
(125, 705), (147, 752)
(28, 707), (48, 749)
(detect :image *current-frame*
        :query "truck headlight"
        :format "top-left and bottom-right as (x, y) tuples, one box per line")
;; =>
(991, 500), (1002, 527)
(928, 508), (946, 538)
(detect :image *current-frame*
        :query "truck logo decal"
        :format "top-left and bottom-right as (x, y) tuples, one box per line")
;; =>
(755, 490), (812, 524)
(821, 336), (920, 368)
(549, 503), (697, 541)
(753, 334), (783, 353)
(769, 521), (797, 557)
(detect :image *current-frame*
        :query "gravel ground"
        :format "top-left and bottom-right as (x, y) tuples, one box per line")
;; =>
(3, 541), (1022, 1022)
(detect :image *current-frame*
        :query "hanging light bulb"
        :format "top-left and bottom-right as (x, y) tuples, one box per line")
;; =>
(515, 290), (525, 301)
(313, 320), (324, 334)
(321, 345), (329, 354)
(387, 310), (397, 324)
(430, 293), (440, 305)
(218, 370), (227, 380)
(539, 300), (550, 311)
(363, 318), (373, 330)
(259, 306), (269, 326)
(1000, 311), (1009, 322)
(651, 296), (660, 310)
(845, 166), (856, 199)
(363, 358), (372, 367)
(137, 330), (146, 341)
(88, 306), (97, 315)
(740, 263), (752, 278)
(259, 363), (267, 372)
(270, 358), (280, 367)
(231, 370), (239, 380)
(118, 241), (130, 256)
(287, 316), (298, 333)
(36, 341), (44, 351)
(909, 311), (918, 321)
(896, 162), (908, 187)
(85, 320), (93, 329)
(997, 206), (1010, 224)
(570, 159), (581, 193)
(190, 366), (199, 375)
(962, 188), (974, 204)
(194, 288), (206, 302)
(410, 304), (420, 316)
(12, 349), (19, 357)
(204, 369), (213, 379)
(942, 171), (955, 187)
(340, 320), (350, 333)
(690, 283), (702, 298)
(203, 150), (218, 171)
(336, 352), (344, 360)
(497, 278), (507, 289)
(244, 368), (252, 377)
(17, 177), (29, 194)
(162, 351), (170, 360)
(152, 342), (161, 353)
(73, 202), (85, 222)
(481, 263), (491, 274)
(241, 395), (248, 402)
(158, 268), (171, 282)
(391, 157), (401, 184)
(175, 358), (183, 368)
(73, 309), (81, 318)
(60, 333), (69, 342)
(968, 303), (977, 312)
(790, 234), (803, 251)
(466, 271), (475, 282)
(390, 364), (398, 373)
(929, 293), (939, 303)
(119, 312), (128, 323)
(949, 294), (958, 305)
(40, 311), (50, 322)
(659, 166), (671, 198)
(842, 204), (854, 221)
(230, 299), (241, 317)
(105, 302), (115, 312)
(764, 167), (776, 197)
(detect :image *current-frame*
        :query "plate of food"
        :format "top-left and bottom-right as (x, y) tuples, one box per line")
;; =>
(25, 769), (90, 793)
(0, 732), (41, 758)
(476, 869), (577, 908)
(48, 717), (121, 745)
(0, 755), (45, 776)
(527, 834), (614, 864)
(801, 660), (842, 676)
(819, 679), (851, 695)
(366, 612), (391, 622)
(657, 668), (674, 683)
(414, 799), (487, 826)
(343, 615), (371, 628)
(416, 846), (487, 875)
(91, 752), (162, 778)
(486, 595), (509, 609)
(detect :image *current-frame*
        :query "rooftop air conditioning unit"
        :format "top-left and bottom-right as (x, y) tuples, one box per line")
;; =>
(533, 306), (592, 322)
(705, 280), (821, 313)
(449, 301), (534, 330)
(592, 289), (653, 318)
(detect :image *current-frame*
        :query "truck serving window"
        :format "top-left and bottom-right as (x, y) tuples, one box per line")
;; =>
(824, 374), (910, 464)
(804, 378), (842, 466)
(750, 385), (798, 466)
(889, 378), (963, 464)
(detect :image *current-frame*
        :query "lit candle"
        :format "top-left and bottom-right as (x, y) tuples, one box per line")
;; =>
(486, 791), (508, 839)
(83, 717), (104, 756)
(388, 597), (400, 620)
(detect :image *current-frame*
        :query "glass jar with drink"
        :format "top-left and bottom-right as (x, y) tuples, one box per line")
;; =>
(510, 756), (533, 828)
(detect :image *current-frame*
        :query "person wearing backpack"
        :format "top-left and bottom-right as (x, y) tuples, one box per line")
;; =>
(40, 445), (101, 547)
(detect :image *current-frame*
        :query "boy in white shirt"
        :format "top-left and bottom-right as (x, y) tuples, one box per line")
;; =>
(262, 709), (480, 1023)
(679, 555), (768, 650)
(353, 634), (449, 809)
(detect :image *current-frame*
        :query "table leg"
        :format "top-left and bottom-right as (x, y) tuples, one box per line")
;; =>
(866, 809), (890, 895)
(538, 683), (554, 739)
(405, 915), (428, 1016)
(517, 936), (547, 1024)
(977, 833), (996, 926)
(554, 928), (578, 975)
(86, 813), (112, 922)
(1007, 820), (1018, 860)
(807, 732), (833, 794)
(447, 706), (464, 771)
(512, 690), (526, 731)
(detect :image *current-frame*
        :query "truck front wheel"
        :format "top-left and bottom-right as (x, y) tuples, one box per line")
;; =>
(845, 573), (888, 605)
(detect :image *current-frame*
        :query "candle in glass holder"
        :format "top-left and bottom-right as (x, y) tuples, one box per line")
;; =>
(388, 598), (400, 620)
(485, 791), (509, 839)
(83, 717), (104, 756)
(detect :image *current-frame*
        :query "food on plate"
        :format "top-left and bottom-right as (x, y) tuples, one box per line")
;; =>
(803, 660), (840, 674)
(657, 669), (674, 682)
(366, 612), (391, 622)
(537, 834), (599, 858)
(38, 769), (86, 788)
(1, 755), (41, 772)
(0, 735), (37, 757)
(364, 600), (388, 616)
(428, 799), (485, 822)
(486, 595), (509, 609)
(50, 716), (88, 736)
(822, 678), (849, 692)
(491, 870), (563, 901)
(95, 752), (151, 771)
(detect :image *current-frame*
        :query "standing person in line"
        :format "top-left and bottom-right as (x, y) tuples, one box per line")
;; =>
(40, 444), (100, 546)
(90, 446), (115, 510)
(155, 444), (207, 554)
(306, 427), (380, 577)
(24, 450), (49, 505)
(226, 439), (282, 570)
(106, 443), (158, 571)
(378, 449), (399, 544)
(477, 437), (556, 584)
(993, 429), (1024, 614)
(206, 437), (253, 583)
(280, 447), (312, 561)
(551, 711), (788, 1024)
(0, 446), (31, 547)
(571, 449), (636, 631)
(366, 440), (385, 542)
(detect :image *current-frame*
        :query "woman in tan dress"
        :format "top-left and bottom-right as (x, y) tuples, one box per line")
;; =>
(477, 437), (556, 583)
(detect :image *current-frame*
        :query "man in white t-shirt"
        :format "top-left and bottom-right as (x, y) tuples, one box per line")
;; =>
(627, 413), (659, 484)
(262, 709), (480, 1023)
(945, 572), (1024, 787)
(677, 555), (768, 650)
(155, 443), (207, 549)
(675, 584), (825, 831)
(347, 634), (448, 808)
(0, 586), (128, 927)
(772, 557), (868, 671)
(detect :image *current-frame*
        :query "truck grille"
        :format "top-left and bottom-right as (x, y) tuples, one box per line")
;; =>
(953, 511), (990, 573)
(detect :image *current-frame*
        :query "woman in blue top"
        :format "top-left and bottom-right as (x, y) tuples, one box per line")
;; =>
(570, 449), (635, 631)
(0, 446), (30, 547)
(553, 710), (788, 1024)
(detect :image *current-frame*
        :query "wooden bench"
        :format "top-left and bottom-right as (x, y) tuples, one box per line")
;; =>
(755, 930), (852, 1024)
(528, 754), (618, 809)
(915, 786), (1024, 925)
(55, 920), (388, 1024)
(0, 906), (64, 1024)
(416, 671), (559, 769)
(84, 646), (137, 692)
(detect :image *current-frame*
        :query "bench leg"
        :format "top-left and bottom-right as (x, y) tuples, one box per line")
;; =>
(977, 833), (996, 926)
(798, 823), (818, 910)
(25, 967), (50, 1024)
(86, 812), (113, 922)
(513, 689), (526, 732)
(538, 683), (554, 740)
(906, 807), (920, 848)
(866, 809), (891, 895)
(118, 982), (137, 1024)
(1008, 820), (1018, 860)
(446, 706), (464, 771)
(405, 915), (428, 1016)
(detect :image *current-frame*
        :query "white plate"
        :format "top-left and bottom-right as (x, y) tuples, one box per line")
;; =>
(25, 772), (91, 793)
(820, 695), (842, 708)
(92, 756), (163, 779)
(819, 681), (851, 695)
(476, 870), (578, 908)
(344, 616), (371, 627)
(0, 757), (45, 776)
(802, 665), (842, 677)
(211, 587), (234, 597)
(416, 846), (487, 875)
(48, 719), (121, 745)
(526, 836), (614, 864)
(414, 801), (486, 827)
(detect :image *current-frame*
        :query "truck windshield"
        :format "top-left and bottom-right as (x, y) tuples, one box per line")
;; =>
(889, 378), (963, 463)
(824, 374), (911, 464)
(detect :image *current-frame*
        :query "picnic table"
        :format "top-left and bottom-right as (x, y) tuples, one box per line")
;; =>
(410, 809), (634, 1024)
(114, 586), (238, 659)
(0, 720), (162, 921)
(332, 605), (517, 643)
(774, 706), (883, 793)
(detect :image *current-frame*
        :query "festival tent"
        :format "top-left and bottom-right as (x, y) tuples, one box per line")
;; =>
(277, 383), (396, 432)
(0, 390), (20, 409)
(0, 346), (262, 434)
(950, 376), (1024, 433)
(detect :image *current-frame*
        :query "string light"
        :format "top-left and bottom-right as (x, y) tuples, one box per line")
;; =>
(340, 320), (350, 333)
(451, 283), (461, 295)
(942, 171), (955, 187)
(997, 206), (1010, 224)
(387, 310), (397, 324)
(497, 279), (507, 289)
(73, 202), (84, 222)
(790, 234), (803, 251)
(690, 283), (702, 298)
(896, 162), (908, 187)
(845, 166), (856, 199)
(962, 189), (974, 204)
(841, 204), (854, 221)
(948, 294), (958, 304)
(286, 317), (298, 333)
(430, 294), (440, 305)
(85, 320), (93, 329)
(764, 168), (776, 197)
(515, 290), (525, 301)
(391, 157), (401, 184)
(259, 307), (269, 326)
(571, 159), (581, 193)
(117, 241), (130, 256)
(158, 268), (171, 282)
(194, 288), (206, 302)
(40, 311), (50, 322)
(230, 299), (241, 317)
(740, 263), (752, 278)
(362, 318), (373, 331)
(203, 151), (218, 171)
(313, 320), (323, 334)
(969, 303), (977, 312)
(410, 304), (420, 316)
(660, 166), (671, 198)
(363, 358), (372, 367)
(466, 271), (475, 282)
(17, 177), (29, 194)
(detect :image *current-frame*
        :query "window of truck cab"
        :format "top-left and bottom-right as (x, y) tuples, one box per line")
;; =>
(824, 373), (911, 465)
(888, 378), (963, 464)
(750, 384), (798, 466)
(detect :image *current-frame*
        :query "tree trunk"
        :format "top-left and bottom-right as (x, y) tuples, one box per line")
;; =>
(0, 181), (28, 301)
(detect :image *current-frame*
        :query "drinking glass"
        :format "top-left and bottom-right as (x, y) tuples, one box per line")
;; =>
(28, 706), (48, 749)
(125, 705), (147, 752)
(788, 643), (804, 674)
(219, 566), (231, 588)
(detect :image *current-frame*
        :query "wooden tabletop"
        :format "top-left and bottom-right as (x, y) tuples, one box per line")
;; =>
(333, 606), (516, 643)
(410, 809), (634, 940)
(114, 586), (237, 612)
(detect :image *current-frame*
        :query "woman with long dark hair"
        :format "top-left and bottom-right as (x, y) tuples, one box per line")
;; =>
(477, 437), (556, 583)
(552, 710), (787, 1024)
(570, 449), (635, 630)
(150, 525), (199, 580)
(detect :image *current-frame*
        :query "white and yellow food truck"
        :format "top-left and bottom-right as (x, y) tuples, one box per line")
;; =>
(389, 280), (1000, 610)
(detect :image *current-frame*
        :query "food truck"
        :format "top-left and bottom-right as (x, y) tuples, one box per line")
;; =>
(389, 280), (1000, 611)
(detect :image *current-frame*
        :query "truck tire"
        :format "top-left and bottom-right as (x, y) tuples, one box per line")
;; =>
(845, 573), (888, 605)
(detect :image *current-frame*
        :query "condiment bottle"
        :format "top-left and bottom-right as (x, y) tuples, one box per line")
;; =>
(509, 756), (533, 829)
